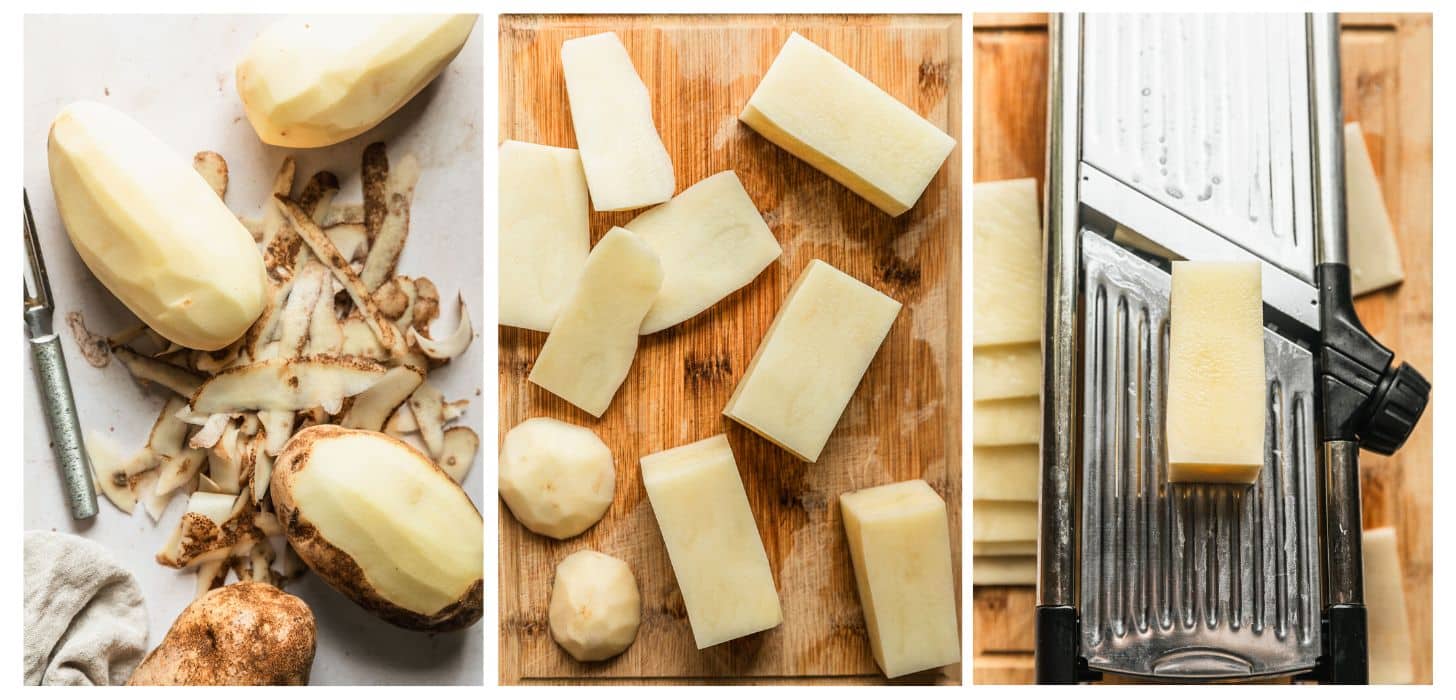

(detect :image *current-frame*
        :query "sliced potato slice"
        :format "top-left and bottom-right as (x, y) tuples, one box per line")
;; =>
(191, 356), (387, 414)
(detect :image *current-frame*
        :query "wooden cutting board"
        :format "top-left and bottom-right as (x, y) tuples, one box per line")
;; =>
(499, 14), (962, 684)
(970, 12), (1433, 684)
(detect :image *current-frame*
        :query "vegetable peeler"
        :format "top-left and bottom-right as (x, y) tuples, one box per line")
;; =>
(24, 190), (98, 520)
(1036, 13), (1430, 683)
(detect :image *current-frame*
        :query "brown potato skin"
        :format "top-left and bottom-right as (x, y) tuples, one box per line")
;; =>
(128, 582), (315, 685)
(271, 425), (483, 632)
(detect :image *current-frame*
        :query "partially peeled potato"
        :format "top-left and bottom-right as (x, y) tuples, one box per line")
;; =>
(270, 425), (483, 631)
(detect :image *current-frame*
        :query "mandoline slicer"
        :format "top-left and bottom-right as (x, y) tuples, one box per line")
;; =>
(1034, 13), (1430, 684)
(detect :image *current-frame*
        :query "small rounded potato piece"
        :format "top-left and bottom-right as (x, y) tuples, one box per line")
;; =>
(549, 550), (641, 662)
(499, 417), (615, 539)
(271, 425), (484, 631)
(128, 582), (315, 686)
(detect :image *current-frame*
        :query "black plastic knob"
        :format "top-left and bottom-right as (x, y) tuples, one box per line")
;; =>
(1357, 362), (1430, 455)
(1316, 262), (1430, 453)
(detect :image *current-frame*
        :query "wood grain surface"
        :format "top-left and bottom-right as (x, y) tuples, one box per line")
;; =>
(971, 12), (1433, 685)
(499, 14), (962, 685)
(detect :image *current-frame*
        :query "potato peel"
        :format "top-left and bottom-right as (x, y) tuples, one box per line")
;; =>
(408, 382), (446, 458)
(361, 153), (420, 291)
(114, 346), (203, 398)
(275, 195), (403, 356)
(192, 151), (228, 200)
(99, 143), (472, 601)
(408, 295), (473, 361)
(341, 365), (424, 432)
(190, 355), (387, 414)
(437, 426), (479, 483)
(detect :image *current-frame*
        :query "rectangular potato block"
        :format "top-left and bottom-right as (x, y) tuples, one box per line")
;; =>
(528, 227), (662, 417)
(625, 171), (782, 334)
(1364, 527), (1415, 684)
(640, 435), (782, 648)
(739, 33), (955, 216)
(972, 342), (1041, 400)
(973, 500), (1037, 543)
(972, 397), (1038, 447)
(724, 260), (901, 462)
(1166, 261), (1265, 484)
(973, 178), (1043, 346)
(840, 480), (961, 678)
(560, 32), (675, 211)
(1345, 122), (1406, 296)
(973, 556), (1036, 586)
(498, 141), (589, 332)
(973, 445), (1039, 501)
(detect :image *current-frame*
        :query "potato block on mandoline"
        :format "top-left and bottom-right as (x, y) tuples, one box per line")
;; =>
(739, 33), (955, 217)
(1363, 527), (1415, 684)
(840, 480), (960, 678)
(973, 500), (1037, 543)
(498, 141), (590, 332)
(723, 260), (901, 462)
(972, 397), (1039, 446)
(529, 227), (663, 417)
(625, 171), (782, 334)
(640, 435), (782, 649)
(972, 342), (1041, 400)
(1344, 122), (1406, 296)
(973, 178), (1042, 347)
(1166, 261), (1265, 484)
(560, 32), (675, 212)
(973, 445), (1039, 501)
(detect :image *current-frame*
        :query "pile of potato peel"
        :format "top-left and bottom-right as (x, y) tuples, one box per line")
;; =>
(87, 142), (479, 597)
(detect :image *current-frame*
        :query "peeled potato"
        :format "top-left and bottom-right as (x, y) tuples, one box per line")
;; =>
(499, 417), (615, 539)
(128, 582), (315, 686)
(236, 15), (477, 148)
(549, 550), (641, 662)
(47, 101), (267, 350)
(271, 425), (483, 631)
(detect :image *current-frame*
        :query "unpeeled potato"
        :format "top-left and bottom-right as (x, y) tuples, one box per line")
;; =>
(271, 425), (484, 631)
(128, 582), (315, 685)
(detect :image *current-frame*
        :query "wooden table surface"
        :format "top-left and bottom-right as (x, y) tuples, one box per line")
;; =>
(971, 12), (1433, 685)
(499, 14), (962, 684)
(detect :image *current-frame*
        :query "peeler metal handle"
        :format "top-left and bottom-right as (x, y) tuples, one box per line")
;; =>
(29, 330), (98, 520)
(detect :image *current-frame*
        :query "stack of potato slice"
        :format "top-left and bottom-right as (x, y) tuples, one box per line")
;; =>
(970, 177), (1042, 585)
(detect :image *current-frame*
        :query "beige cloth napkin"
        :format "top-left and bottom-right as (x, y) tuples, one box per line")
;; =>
(23, 530), (148, 685)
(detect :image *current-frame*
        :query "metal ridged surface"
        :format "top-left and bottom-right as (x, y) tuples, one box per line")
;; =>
(1082, 14), (1315, 283)
(1078, 233), (1320, 679)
